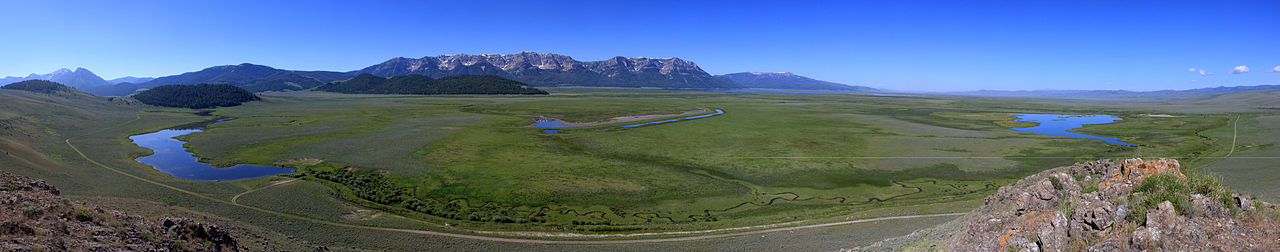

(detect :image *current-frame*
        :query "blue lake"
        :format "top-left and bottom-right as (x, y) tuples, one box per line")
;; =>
(1009, 113), (1135, 145)
(131, 129), (295, 180)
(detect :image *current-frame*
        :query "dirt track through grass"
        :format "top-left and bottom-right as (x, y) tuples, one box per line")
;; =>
(1228, 115), (1239, 157)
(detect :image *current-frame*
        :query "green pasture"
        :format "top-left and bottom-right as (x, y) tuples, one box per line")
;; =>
(3, 87), (1273, 251)
(161, 90), (1234, 230)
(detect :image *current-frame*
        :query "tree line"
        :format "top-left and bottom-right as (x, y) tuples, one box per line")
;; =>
(131, 84), (260, 109)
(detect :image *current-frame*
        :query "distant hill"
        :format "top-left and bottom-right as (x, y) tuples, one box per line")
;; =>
(141, 63), (353, 93)
(0, 79), (96, 97)
(0, 68), (111, 90)
(719, 72), (876, 91)
(354, 51), (739, 89)
(83, 82), (153, 97)
(316, 73), (548, 95)
(86, 64), (357, 96)
(132, 84), (260, 109)
(943, 85), (1280, 100)
(107, 76), (155, 84)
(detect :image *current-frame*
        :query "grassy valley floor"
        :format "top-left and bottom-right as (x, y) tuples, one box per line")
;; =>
(2, 87), (1273, 250)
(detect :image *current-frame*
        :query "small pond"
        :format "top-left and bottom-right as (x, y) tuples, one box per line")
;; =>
(530, 119), (584, 127)
(717, 89), (910, 97)
(619, 109), (725, 128)
(131, 128), (295, 180)
(1009, 113), (1135, 145)
(534, 109), (727, 134)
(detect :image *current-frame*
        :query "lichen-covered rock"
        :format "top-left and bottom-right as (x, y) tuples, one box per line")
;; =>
(1131, 201), (1183, 250)
(0, 171), (244, 251)
(1234, 194), (1256, 211)
(1190, 193), (1229, 219)
(1069, 192), (1114, 238)
(856, 158), (1280, 251)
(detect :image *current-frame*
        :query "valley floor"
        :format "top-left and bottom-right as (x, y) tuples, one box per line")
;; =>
(1, 88), (1275, 250)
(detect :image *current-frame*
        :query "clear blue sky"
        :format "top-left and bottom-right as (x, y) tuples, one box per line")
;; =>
(2, 0), (1277, 91)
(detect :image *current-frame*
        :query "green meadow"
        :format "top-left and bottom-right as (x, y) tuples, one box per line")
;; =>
(170, 89), (1233, 231)
(3, 87), (1271, 250)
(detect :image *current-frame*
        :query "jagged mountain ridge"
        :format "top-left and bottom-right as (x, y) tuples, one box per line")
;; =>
(0, 68), (110, 89)
(355, 51), (739, 89)
(719, 72), (877, 91)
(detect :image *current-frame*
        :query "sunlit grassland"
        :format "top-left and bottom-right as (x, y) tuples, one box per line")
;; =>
(1203, 114), (1280, 202)
(159, 90), (1232, 231)
(5, 87), (1271, 250)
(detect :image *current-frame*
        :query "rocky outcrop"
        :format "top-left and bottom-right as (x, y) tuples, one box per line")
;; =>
(0, 171), (244, 251)
(857, 158), (1280, 251)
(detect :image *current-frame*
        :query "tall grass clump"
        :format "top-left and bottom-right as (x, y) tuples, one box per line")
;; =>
(1187, 174), (1235, 212)
(1126, 173), (1191, 224)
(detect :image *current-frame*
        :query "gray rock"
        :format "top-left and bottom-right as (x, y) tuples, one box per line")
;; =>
(1070, 193), (1114, 238)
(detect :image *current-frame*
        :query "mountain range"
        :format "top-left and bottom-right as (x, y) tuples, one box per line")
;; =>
(24, 52), (1277, 98)
(107, 76), (155, 84)
(355, 51), (737, 89)
(28, 52), (871, 96)
(0, 68), (111, 90)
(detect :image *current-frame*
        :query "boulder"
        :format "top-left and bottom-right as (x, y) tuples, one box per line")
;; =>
(1190, 194), (1228, 218)
(1233, 194), (1255, 211)
(1070, 193), (1114, 237)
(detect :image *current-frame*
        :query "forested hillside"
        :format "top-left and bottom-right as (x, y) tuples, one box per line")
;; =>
(1, 80), (82, 94)
(131, 84), (260, 109)
(315, 74), (548, 95)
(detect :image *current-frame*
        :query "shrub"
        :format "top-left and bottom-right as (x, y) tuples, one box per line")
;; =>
(1048, 176), (1063, 190)
(1126, 173), (1194, 224)
(1082, 182), (1099, 193)
(1187, 173), (1235, 211)
(73, 206), (94, 222)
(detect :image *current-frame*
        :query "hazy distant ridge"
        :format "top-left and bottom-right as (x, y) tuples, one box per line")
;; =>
(942, 85), (1280, 99)
(719, 72), (877, 91)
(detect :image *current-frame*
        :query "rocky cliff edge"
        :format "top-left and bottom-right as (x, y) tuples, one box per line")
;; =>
(855, 158), (1280, 251)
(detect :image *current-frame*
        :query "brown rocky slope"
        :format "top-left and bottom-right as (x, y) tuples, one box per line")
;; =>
(855, 158), (1280, 251)
(0, 170), (243, 251)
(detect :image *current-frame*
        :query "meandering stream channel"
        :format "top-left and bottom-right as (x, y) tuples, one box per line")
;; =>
(131, 123), (294, 180)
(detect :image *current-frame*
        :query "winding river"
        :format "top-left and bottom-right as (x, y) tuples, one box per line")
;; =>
(131, 126), (294, 181)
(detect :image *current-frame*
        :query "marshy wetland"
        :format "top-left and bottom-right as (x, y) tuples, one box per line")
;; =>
(154, 89), (1233, 231)
(5, 87), (1271, 250)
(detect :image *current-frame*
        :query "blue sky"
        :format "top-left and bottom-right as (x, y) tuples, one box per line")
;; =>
(1, 0), (1277, 91)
